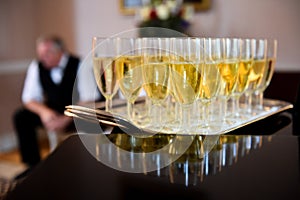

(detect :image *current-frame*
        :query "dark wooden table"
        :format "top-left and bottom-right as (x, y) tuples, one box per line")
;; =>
(3, 110), (300, 200)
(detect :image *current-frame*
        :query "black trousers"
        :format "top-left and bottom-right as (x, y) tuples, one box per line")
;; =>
(13, 108), (76, 167)
(13, 108), (43, 166)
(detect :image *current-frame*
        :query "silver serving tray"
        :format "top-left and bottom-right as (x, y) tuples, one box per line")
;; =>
(90, 98), (293, 135)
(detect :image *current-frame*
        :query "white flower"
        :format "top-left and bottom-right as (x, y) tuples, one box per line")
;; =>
(166, 0), (178, 14)
(182, 5), (194, 22)
(139, 6), (151, 21)
(156, 4), (170, 20)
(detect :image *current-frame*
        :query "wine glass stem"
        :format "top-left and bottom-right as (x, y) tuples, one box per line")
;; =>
(255, 91), (264, 110)
(181, 105), (191, 132)
(232, 96), (240, 117)
(245, 92), (252, 114)
(152, 104), (161, 129)
(201, 102), (209, 128)
(219, 98), (227, 123)
(127, 101), (134, 120)
(106, 98), (113, 112)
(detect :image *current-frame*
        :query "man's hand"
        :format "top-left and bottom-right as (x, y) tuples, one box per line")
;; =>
(24, 101), (72, 132)
(43, 114), (72, 132)
(39, 108), (59, 126)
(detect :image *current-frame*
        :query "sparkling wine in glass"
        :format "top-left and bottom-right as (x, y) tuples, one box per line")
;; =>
(230, 38), (252, 119)
(253, 39), (277, 111)
(92, 37), (119, 112)
(170, 37), (203, 132)
(217, 38), (240, 125)
(142, 37), (171, 130)
(197, 37), (221, 132)
(243, 39), (267, 115)
(115, 38), (143, 121)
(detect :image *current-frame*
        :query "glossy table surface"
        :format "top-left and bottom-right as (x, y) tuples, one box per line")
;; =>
(4, 110), (300, 200)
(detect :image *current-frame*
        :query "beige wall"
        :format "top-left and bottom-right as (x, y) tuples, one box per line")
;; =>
(0, 0), (300, 70)
(74, 0), (300, 71)
(0, 0), (76, 60)
(0, 0), (36, 60)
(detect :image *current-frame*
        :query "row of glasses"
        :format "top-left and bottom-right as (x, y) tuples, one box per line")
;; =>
(92, 36), (277, 134)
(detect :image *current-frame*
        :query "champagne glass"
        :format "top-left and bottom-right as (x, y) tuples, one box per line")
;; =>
(229, 38), (252, 119)
(253, 39), (277, 111)
(142, 37), (171, 130)
(243, 39), (267, 115)
(197, 37), (221, 132)
(92, 37), (119, 112)
(115, 37), (143, 121)
(217, 38), (239, 125)
(170, 37), (203, 132)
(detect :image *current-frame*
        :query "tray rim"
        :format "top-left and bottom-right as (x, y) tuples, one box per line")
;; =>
(209, 98), (294, 135)
(92, 98), (294, 136)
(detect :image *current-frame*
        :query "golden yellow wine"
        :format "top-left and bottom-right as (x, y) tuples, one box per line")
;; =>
(234, 59), (252, 94)
(265, 58), (276, 87)
(93, 57), (119, 99)
(170, 62), (203, 105)
(256, 57), (276, 92)
(218, 60), (239, 96)
(145, 55), (170, 63)
(199, 62), (221, 100)
(115, 55), (143, 103)
(246, 59), (266, 91)
(142, 62), (170, 104)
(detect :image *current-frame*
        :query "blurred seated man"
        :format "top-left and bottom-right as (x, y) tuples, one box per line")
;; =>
(13, 35), (101, 169)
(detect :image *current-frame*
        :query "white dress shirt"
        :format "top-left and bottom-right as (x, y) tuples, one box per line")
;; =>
(22, 53), (100, 104)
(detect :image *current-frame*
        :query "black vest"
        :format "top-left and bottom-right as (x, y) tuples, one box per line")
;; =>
(39, 55), (80, 114)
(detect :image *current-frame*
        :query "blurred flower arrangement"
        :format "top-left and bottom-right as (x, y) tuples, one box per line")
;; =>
(136, 0), (194, 34)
